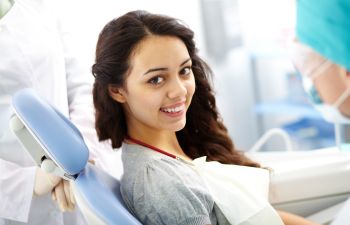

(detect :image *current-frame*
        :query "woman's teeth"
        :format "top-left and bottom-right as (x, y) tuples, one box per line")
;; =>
(161, 105), (184, 113)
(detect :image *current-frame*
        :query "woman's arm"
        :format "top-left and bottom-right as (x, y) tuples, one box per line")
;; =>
(277, 210), (320, 225)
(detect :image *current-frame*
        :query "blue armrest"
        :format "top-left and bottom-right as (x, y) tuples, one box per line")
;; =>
(10, 88), (141, 225)
(12, 88), (88, 176)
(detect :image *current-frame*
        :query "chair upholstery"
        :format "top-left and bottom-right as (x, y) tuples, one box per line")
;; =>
(11, 88), (141, 225)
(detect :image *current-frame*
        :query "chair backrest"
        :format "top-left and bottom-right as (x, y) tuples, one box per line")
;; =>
(74, 163), (141, 225)
(10, 88), (142, 225)
(12, 88), (88, 176)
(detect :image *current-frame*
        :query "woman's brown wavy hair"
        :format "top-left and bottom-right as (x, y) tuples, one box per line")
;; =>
(92, 10), (259, 167)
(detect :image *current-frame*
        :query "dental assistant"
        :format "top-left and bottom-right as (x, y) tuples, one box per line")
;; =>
(291, 0), (350, 120)
(0, 0), (113, 224)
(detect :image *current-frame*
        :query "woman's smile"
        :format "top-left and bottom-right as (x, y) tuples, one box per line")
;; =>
(160, 101), (186, 118)
(110, 35), (195, 134)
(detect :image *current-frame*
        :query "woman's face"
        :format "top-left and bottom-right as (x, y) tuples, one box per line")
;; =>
(110, 35), (196, 136)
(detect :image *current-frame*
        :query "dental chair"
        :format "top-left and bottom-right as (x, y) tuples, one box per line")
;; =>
(248, 130), (350, 225)
(10, 88), (141, 225)
(11, 89), (350, 225)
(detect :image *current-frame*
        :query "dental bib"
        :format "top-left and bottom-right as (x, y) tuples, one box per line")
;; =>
(192, 157), (284, 225)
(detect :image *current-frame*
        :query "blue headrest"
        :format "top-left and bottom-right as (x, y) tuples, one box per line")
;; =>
(12, 89), (89, 176)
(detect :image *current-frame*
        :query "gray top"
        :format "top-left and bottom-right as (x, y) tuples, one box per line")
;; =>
(120, 143), (230, 225)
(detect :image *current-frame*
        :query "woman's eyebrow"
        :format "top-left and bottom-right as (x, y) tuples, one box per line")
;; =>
(143, 67), (167, 75)
(143, 58), (192, 75)
(180, 58), (191, 66)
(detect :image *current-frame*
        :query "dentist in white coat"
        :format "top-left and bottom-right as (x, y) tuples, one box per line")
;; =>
(0, 0), (118, 224)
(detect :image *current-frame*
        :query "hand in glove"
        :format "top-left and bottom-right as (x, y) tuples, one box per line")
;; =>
(49, 159), (95, 211)
(51, 179), (76, 212)
(33, 167), (61, 196)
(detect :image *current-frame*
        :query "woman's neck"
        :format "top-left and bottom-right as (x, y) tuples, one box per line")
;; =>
(127, 129), (190, 159)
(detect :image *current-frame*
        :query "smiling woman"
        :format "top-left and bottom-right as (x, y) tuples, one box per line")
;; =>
(91, 10), (252, 166)
(91, 10), (318, 225)
(108, 35), (196, 144)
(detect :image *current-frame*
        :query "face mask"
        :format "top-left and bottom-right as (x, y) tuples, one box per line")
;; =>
(301, 62), (350, 124)
(290, 41), (350, 124)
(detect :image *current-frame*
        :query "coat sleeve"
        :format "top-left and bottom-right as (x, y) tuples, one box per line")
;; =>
(0, 1), (42, 222)
(0, 159), (36, 222)
(56, 9), (120, 177)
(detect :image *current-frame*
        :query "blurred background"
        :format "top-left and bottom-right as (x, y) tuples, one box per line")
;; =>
(60, 0), (335, 152)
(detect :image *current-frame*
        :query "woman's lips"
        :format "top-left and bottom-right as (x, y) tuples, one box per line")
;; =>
(160, 102), (186, 117)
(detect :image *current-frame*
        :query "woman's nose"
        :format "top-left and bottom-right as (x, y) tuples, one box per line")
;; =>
(167, 77), (187, 99)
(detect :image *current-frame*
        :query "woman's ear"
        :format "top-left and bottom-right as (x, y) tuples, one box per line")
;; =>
(108, 85), (126, 103)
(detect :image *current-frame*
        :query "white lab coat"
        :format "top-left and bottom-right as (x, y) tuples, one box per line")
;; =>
(0, 0), (121, 224)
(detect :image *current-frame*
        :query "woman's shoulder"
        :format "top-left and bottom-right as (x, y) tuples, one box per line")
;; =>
(121, 143), (169, 169)
(120, 142), (206, 190)
(120, 143), (215, 225)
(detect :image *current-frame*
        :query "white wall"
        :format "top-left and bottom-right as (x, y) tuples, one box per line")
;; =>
(59, 0), (300, 152)
(59, 0), (204, 68)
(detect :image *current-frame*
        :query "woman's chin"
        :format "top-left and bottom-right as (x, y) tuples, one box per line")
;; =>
(169, 120), (187, 132)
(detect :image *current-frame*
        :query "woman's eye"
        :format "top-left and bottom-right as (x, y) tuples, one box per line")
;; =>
(148, 76), (164, 85)
(180, 66), (192, 76)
